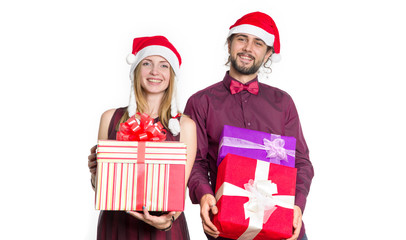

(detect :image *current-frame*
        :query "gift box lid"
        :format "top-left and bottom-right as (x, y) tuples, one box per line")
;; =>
(97, 140), (187, 164)
(217, 125), (296, 168)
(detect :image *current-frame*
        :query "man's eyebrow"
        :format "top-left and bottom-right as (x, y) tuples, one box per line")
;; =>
(235, 34), (248, 38)
(254, 38), (266, 44)
(235, 34), (265, 44)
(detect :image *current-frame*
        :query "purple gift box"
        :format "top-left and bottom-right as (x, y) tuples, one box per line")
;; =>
(217, 125), (296, 167)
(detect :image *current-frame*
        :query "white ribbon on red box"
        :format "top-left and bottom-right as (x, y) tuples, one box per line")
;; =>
(215, 160), (294, 240)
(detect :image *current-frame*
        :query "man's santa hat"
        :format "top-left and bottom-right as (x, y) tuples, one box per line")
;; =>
(228, 11), (281, 62)
(126, 35), (182, 136)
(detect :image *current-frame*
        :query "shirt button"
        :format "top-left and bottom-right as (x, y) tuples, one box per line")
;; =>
(247, 122), (251, 126)
(244, 100), (248, 103)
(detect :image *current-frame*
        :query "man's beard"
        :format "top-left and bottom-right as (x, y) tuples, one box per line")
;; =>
(230, 53), (263, 75)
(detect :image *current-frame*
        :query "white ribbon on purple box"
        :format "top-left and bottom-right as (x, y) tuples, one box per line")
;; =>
(220, 134), (295, 163)
(215, 160), (294, 240)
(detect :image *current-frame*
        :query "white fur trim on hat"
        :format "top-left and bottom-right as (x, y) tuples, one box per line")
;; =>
(128, 82), (137, 117)
(228, 24), (275, 47)
(168, 79), (180, 136)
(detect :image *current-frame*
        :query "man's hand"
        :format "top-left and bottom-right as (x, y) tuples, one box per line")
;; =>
(286, 205), (302, 240)
(200, 194), (220, 238)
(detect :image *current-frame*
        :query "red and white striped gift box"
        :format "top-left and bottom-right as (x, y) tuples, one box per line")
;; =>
(95, 140), (186, 211)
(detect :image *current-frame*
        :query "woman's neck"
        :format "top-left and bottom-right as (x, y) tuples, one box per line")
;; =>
(145, 93), (164, 118)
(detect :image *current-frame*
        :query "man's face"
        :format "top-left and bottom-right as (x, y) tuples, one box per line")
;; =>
(229, 33), (272, 75)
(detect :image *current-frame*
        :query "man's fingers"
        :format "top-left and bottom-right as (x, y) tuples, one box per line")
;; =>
(286, 206), (302, 240)
(211, 205), (218, 215)
(200, 209), (211, 227)
(286, 223), (301, 240)
(293, 208), (300, 228)
(202, 222), (219, 238)
(201, 208), (218, 233)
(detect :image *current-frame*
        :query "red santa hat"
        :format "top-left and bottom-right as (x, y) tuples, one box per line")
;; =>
(228, 11), (281, 62)
(126, 36), (182, 136)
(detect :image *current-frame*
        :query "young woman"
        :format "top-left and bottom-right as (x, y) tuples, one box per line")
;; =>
(89, 35), (196, 240)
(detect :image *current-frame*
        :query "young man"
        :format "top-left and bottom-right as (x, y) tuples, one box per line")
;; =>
(184, 12), (314, 240)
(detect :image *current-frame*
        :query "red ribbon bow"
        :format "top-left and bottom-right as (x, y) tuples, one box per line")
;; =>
(230, 80), (259, 95)
(116, 113), (167, 141)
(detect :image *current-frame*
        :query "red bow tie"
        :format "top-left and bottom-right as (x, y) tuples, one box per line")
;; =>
(230, 80), (259, 95)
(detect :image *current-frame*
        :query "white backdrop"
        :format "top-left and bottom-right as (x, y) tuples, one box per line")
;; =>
(1, 0), (405, 239)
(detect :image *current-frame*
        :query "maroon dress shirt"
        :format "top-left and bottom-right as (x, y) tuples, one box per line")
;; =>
(184, 72), (314, 239)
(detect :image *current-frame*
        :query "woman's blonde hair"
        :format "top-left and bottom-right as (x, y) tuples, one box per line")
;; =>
(117, 63), (177, 130)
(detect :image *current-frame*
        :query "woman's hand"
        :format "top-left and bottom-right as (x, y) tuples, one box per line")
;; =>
(126, 207), (176, 230)
(88, 145), (97, 189)
(88, 145), (97, 174)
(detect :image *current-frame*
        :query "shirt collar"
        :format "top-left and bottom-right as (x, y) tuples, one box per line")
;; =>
(222, 71), (259, 93)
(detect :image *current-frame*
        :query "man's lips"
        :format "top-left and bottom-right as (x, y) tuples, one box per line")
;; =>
(237, 53), (254, 63)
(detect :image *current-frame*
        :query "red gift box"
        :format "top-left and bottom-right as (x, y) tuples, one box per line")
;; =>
(95, 140), (186, 211)
(213, 153), (297, 240)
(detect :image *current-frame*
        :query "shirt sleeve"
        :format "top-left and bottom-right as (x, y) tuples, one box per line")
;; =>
(284, 97), (314, 213)
(184, 95), (215, 204)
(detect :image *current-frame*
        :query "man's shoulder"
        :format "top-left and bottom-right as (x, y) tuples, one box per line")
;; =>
(259, 82), (293, 101)
(259, 82), (289, 94)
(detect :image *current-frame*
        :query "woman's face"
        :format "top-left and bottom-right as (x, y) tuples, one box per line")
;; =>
(139, 55), (171, 95)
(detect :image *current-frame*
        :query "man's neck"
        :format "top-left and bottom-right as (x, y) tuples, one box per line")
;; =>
(229, 68), (258, 84)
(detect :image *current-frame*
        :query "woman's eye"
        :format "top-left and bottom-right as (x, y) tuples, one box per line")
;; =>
(142, 62), (151, 66)
(161, 64), (169, 68)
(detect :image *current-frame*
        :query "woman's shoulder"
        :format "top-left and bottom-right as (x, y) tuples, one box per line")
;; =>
(179, 114), (196, 129)
(101, 108), (117, 119)
(179, 114), (196, 143)
(100, 107), (127, 121)
(99, 109), (117, 128)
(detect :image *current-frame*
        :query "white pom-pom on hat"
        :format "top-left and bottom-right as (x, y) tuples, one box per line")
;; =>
(271, 53), (281, 63)
(168, 118), (181, 136)
(126, 53), (136, 65)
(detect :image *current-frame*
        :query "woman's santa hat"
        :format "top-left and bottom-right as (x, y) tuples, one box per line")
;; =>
(228, 11), (281, 63)
(126, 35), (182, 136)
